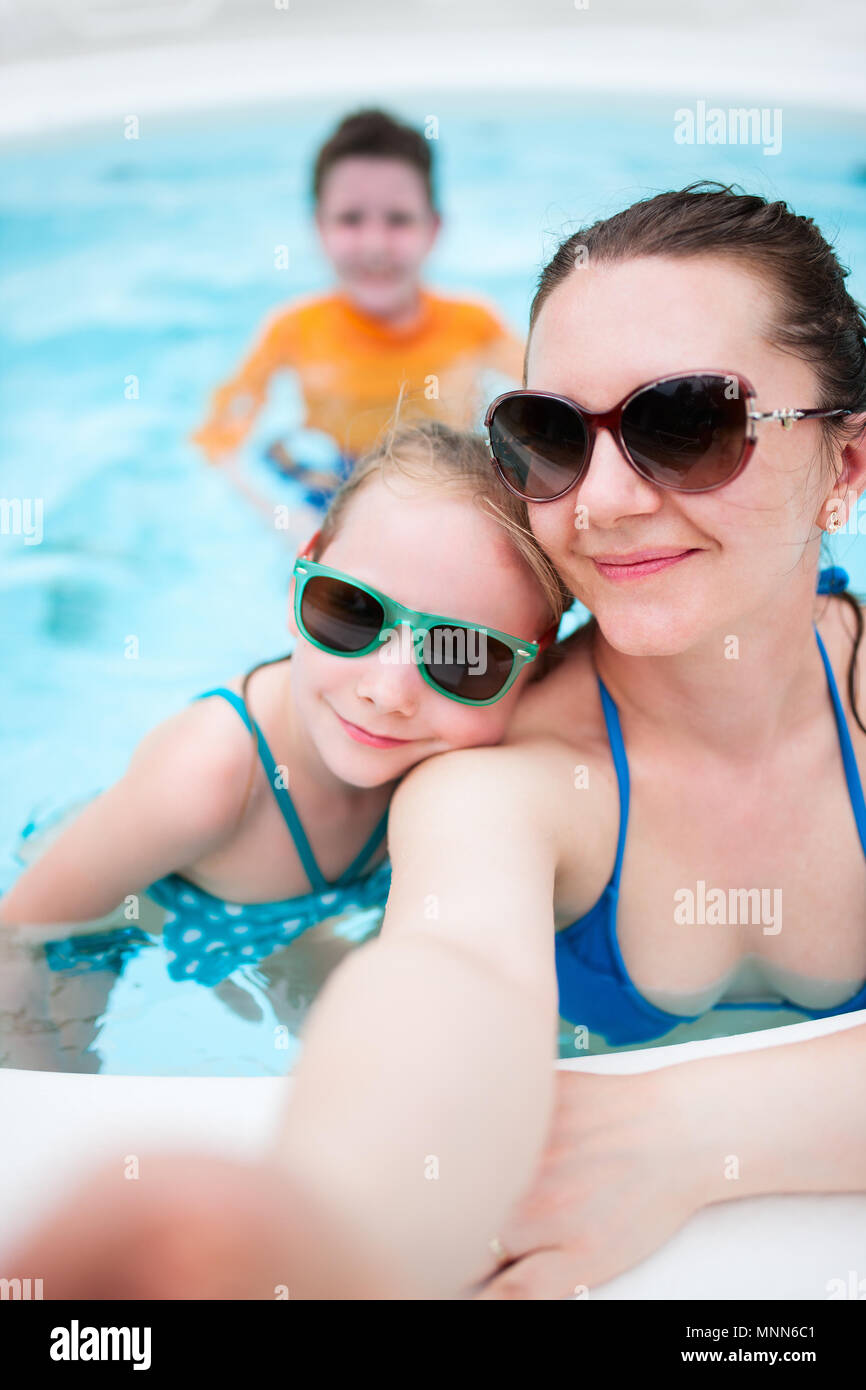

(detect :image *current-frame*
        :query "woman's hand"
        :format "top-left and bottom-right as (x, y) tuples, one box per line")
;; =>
(469, 1064), (708, 1300)
(471, 1019), (866, 1299)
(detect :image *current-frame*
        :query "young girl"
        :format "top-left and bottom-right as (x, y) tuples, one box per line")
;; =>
(0, 422), (567, 999)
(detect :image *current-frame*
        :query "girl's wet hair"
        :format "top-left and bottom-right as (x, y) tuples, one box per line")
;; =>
(529, 181), (866, 727)
(313, 417), (572, 633)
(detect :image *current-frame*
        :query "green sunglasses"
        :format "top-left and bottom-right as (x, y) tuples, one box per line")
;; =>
(292, 557), (550, 706)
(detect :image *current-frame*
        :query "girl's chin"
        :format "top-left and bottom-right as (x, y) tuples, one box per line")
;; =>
(316, 743), (421, 789)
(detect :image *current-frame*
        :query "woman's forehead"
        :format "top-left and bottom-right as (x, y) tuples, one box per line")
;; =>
(526, 255), (774, 399)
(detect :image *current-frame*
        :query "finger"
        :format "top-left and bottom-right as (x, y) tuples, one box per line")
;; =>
(462, 1195), (556, 1287)
(463, 1225), (533, 1288)
(473, 1249), (584, 1301)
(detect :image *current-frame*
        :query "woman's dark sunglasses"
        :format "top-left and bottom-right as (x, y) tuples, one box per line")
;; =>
(484, 371), (852, 502)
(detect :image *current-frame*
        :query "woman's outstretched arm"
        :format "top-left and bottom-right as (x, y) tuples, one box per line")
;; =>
(269, 742), (564, 1298)
(474, 1015), (866, 1298)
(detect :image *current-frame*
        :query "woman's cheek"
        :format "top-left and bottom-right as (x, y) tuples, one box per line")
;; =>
(527, 499), (576, 571)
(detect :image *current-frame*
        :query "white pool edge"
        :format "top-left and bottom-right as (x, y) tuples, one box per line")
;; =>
(2, 24), (866, 140)
(2, 1010), (865, 1299)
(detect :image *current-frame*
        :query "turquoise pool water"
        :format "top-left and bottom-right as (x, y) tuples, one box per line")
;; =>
(1, 94), (865, 1073)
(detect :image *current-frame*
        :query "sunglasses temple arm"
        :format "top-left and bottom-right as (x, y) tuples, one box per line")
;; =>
(750, 407), (853, 426)
(297, 529), (322, 560)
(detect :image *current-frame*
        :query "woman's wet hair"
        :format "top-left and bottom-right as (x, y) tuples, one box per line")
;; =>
(313, 417), (572, 640)
(312, 108), (436, 210)
(528, 181), (866, 727)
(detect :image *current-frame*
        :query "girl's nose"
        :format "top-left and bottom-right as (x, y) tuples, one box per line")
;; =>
(353, 633), (424, 717)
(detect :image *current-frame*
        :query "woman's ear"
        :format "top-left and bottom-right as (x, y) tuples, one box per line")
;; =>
(823, 418), (866, 530)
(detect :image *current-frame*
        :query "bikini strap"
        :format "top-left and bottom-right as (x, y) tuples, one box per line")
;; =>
(595, 674), (631, 889)
(812, 631), (866, 858)
(193, 686), (330, 894)
(334, 807), (390, 885)
(589, 565), (864, 889)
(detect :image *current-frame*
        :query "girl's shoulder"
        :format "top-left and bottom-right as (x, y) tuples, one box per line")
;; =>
(126, 683), (260, 834)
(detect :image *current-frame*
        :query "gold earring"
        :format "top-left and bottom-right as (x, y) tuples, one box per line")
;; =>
(827, 510), (842, 533)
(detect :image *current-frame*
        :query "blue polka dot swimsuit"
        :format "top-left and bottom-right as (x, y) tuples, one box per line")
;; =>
(42, 676), (391, 986)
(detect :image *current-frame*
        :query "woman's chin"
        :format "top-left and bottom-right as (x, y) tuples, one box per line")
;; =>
(593, 603), (706, 658)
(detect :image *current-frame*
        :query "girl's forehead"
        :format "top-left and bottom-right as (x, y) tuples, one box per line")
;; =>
(322, 479), (546, 627)
(328, 476), (494, 559)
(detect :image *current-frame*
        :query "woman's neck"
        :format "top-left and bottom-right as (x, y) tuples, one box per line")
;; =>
(591, 582), (831, 765)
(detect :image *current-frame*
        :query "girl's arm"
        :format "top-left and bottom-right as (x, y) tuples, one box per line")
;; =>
(0, 700), (255, 927)
(271, 742), (564, 1299)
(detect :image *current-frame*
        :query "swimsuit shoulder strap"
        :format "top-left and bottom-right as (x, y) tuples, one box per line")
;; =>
(193, 685), (330, 894)
(595, 673), (631, 888)
(813, 630), (866, 858)
(590, 566), (865, 897)
(334, 807), (390, 885)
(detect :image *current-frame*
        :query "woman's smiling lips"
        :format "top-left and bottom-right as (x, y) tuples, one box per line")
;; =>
(590, 548), (699, 582)
(335, 711), (413, 749)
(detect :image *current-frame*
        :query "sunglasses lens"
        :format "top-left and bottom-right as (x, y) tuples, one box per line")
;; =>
(621, 375), (747, 491)
(489, 395), (588, 500)
(424, 627), (516, 703)
(300, 576), (384, 653)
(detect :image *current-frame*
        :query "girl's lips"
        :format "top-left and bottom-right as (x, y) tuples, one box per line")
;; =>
(335, 712), (413, 750)
(591, 549), (698, 582)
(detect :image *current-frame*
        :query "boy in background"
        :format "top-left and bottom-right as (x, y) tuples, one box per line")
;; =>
(192, 108), (523, 509)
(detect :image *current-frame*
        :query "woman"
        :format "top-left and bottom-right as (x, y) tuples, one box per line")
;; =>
(268, 181), (866, 1298)
(9, 184), (866, 1301)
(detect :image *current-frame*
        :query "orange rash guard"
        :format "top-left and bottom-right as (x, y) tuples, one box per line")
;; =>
(191, 289), (524, 462)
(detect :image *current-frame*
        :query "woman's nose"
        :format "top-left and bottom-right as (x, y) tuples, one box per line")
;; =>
(572, 427), (662, 527)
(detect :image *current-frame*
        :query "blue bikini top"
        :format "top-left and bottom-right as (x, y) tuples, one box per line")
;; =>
(555, 566), (866, 1046)
(44, 679), (392, 986)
